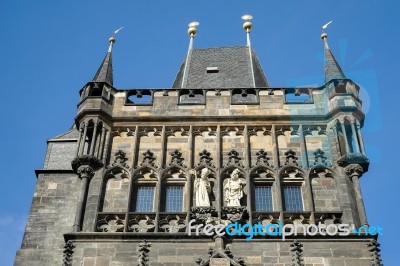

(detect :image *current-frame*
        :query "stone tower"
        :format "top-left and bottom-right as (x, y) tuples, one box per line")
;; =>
(15, 19), (382, 266)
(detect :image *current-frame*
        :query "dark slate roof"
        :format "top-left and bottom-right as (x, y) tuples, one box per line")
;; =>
(49, 126), (79, 141)
(93, 52), (113, 85)
(324, 42), (346, 83)
(172, 46), (269, 88)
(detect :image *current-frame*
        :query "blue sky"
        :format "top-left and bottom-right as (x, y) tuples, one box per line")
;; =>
(0, 0), (398, 265)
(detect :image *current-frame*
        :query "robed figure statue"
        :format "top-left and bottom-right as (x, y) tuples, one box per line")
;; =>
(224, 168), (245, 207)
(192, 168), (211, 207)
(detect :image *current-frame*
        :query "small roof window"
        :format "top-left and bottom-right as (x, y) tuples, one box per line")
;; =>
(206, 67), (219, 73)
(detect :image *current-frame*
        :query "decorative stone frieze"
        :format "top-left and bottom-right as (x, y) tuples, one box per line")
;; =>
(97, 214), (125, 232)
(169, 149), (186, 167)
(158, 214), (186, 233)
(140, 150), (157, 167)
(128, 214), (156, 233)
(62, 240), (75, 266)
(137, 240), (151, 266)
(191, 207), (218, 224)
(222, 207), (248, 224)
(345, 164), (364, 178)
(225, 149), (244, 168)
(338, 153), (369, 172)
(290, 240), (304, 266)
(71, 155), (103, 177)
(284, 149), (298, 166)
(367, 239), (383, 266)
(255, 149), (270, 166)
(111, 150), (129, 168)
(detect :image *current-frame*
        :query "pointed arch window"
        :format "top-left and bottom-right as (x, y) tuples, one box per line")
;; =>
(254, 186), (273, 212)
(161, 167), (187, 213)
(134, 186), (155, 212)
(250, 162), (275, 213)
(164, 186), (184, 212)
(280, 165), (305, 212)
(282, 186), (303, 212)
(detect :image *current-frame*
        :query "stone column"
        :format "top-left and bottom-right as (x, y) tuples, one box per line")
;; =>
(89, 122), (98, 155)
(244, 125), (251, 168)
(95, 127), (106, 158)
(101, 130), (111, 165)
(332, 124), (343, 157)
(186, 126), (194, 230)
(154, 177), (162, 233)
(216, 125), (222, 219)
(340, 121), (350, 154)
(132, 125), (140, 167)
(345, 164), (368, 226)
(76, 123), (84, 156)
(244, 125), (252, 224)
(356, 122), (367, 155)
(350, 122), (360, 153)
(71, 155), (103, 232)
(298, 125), (309, 169)
(160, 126), (167, 167)
(78, 122), (88, 155)
(271, 125), (283, 222)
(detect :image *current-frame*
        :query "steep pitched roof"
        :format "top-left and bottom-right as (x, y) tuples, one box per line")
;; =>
(323, 37), (346, 83)
(49, 125), (79, 141)
(92, 51), (113, 85)
(172, 46), (269, 88)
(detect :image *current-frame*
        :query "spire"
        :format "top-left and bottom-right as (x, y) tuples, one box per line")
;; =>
(321, 31), (346, 84)
(242, 14), (256, 87)
(241, 14), (253, 47)
(181, 21), (199, 88)
(92, 36), (115, 86)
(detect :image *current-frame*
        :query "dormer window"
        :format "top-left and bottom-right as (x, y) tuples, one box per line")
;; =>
(206, 67), (219, 73)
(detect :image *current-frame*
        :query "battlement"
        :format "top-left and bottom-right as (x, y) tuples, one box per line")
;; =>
(77, 79), (363, 123)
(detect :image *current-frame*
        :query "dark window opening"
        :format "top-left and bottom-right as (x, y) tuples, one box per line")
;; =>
(134, 186), (155, 212)
(283, 186), (303, 212)
(164, 186), (183, 212)
(206, 67), (219, 73)
(126, 90), (153, 105)
(254, 186), (273, 212)
(285, 88), (312, 103)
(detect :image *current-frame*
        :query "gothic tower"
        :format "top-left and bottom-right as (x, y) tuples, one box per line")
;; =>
(15, 18), (382, 266)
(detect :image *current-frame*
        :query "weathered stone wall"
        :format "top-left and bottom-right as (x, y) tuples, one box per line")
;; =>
(14, 172), (79, 266)
(65, 239), (373, 266)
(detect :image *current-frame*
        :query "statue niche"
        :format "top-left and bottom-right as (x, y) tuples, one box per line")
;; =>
(191, 168), (212, 207)
(224, 168), (246, 207)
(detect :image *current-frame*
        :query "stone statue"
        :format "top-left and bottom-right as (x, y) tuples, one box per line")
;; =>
(192, 168), (211, 207)
(224, 168), (245, 207)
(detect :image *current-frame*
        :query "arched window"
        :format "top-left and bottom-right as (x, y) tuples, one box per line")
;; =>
(161, 167), (187, 212)
(280, 167), (305, 212)
(129, 167), (158, 213)
(250, 165), (275, 212)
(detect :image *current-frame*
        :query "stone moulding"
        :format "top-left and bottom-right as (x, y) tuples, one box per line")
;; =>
(71, 155), (103, 175)
(62, 240), (75, 266)
(191, 207), (218, 224)
(337, 153), (369, 172)
(290, 240), (304, 266)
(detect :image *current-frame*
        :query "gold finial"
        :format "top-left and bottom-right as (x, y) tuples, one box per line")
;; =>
(241, 14), (253, 32)
(188, 21), (199, 37)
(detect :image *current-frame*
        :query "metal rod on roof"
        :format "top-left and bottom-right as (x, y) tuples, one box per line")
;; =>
(181, 22), (199, 88)
(242, 15), (256, 87)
